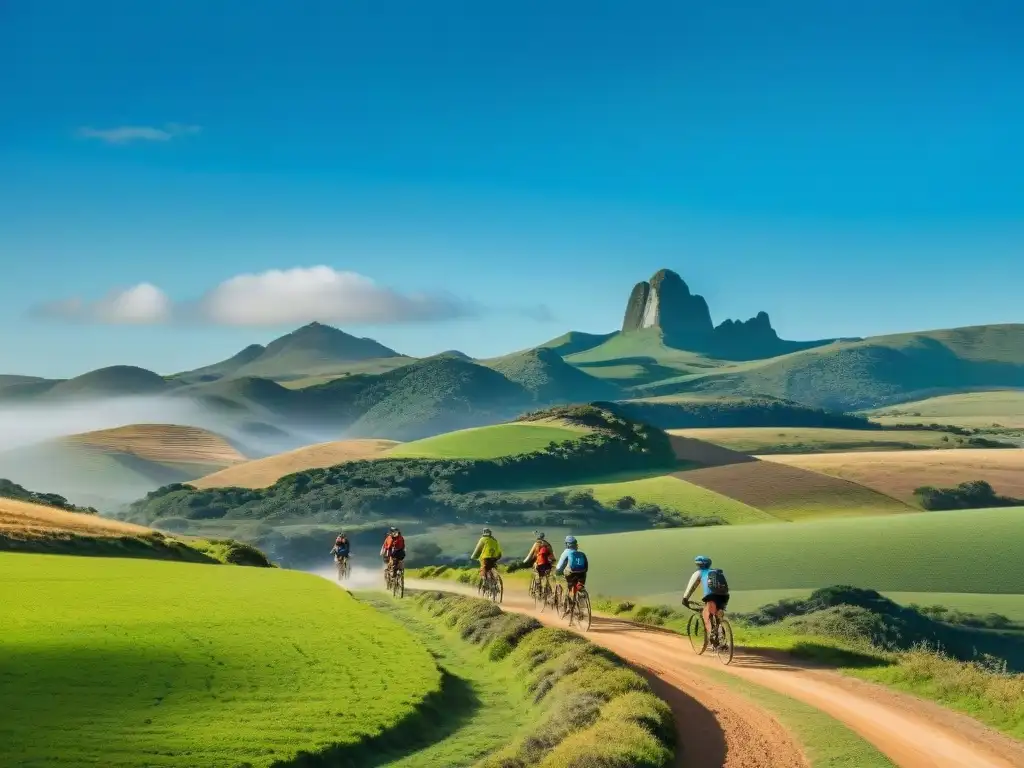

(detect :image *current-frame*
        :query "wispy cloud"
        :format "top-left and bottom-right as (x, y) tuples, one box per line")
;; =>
(30, 267), (477, 327)
(76, 123), (202, 144)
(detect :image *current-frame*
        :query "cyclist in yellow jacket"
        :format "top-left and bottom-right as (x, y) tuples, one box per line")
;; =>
(470, 527), (503, 579)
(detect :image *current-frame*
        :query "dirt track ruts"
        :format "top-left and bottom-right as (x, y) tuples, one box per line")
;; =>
(409, 579), (1024, 768)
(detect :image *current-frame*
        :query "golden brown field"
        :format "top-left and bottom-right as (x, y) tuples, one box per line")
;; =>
(192, 439), (399, 489)
(66, 424), (246, 467)
(0, 497), (157, 540)
(761, 449), (1024, 504)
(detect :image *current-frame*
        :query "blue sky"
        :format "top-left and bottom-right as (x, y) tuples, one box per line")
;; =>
(2, 0), (1023, 377)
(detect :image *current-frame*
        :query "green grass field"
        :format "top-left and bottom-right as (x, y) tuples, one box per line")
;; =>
(385, 421), (589, 459)
(670, 426), (955, 454)
(868, 390), (1024, 429)
(555, 473), (775, 524)
(0, 553), (439, 768)
(578, 506), (1024, 599)
(628, 589), (1024, 622)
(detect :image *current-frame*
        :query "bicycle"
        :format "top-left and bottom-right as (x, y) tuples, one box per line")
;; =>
(530, 571), (557, 612)
(560, 578), (592, 631)
(335, 556), (351, 582)
(684, 600), (734, 664)
(389, 562), (405, 599)
(478, 567), (503, 603)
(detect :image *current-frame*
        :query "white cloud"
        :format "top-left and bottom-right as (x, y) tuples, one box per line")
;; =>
(30, 268), (474, 327)
(33, 283), (172, 325)
(196, 267), (473, 326)
(76, 123), (202, 144)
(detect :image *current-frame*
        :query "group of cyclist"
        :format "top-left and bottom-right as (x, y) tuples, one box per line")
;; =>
(330, 527), (729, 643)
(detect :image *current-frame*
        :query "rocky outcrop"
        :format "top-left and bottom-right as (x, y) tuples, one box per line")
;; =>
(621, 269), (833, 360)
(621, 269), (715, 349)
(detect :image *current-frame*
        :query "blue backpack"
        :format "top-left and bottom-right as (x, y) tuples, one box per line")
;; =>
(706, 568), (729, 596)
(567, 550), (588, 572)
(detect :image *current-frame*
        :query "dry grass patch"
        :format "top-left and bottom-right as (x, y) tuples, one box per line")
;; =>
(762, 449), (1024, 504)
(67, 424), (246, 467)
(0, 497), (154, 539)
(674, 461), (910, 520)
(192, 438), (398, 489)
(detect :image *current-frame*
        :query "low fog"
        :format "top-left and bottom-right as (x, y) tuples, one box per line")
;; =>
(0, 395), (334, 510)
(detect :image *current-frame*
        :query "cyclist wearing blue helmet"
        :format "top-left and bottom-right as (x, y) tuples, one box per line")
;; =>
(683, 555), (730, 645)
(555, 535), (589, 596)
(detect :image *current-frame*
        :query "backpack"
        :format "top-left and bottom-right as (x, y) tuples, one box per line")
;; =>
(536, 542), (553, 565)
(567, 550), (588, 572)
(706, 568), (729, 596)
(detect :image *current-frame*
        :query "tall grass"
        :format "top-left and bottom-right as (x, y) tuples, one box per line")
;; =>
(412, 592), (675, 768)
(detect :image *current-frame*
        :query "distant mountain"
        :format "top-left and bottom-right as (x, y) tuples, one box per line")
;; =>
(621, 269), (838, 360)
(313, 356), (533, 441)
(45, 366), (170, 399)
(174, 322), (407, 382)
(175, 344), (267, 383)
(487, 347), (622, 403)
(536, 331), (616, 357)
(639, 324), (1024, 410)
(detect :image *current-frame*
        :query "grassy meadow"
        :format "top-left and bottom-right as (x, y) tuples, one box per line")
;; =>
(669, 426), (955, 453)
(868, 390), (1024, 429)
(0, 553), (439, 768)
(575, 506), (1024, 600)
(385, 421), (590, 459)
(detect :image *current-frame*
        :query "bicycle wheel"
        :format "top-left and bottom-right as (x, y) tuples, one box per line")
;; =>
(715, 617), (734, 665)
(494, 574), (503, 604)
(552, 583), (563, 614)
(686, 614), (707, 655)
(575, 590), (592, 631)
(530, 576), (541, 609)
(384, 568), (392, 591)
(393, 569), (405, 599)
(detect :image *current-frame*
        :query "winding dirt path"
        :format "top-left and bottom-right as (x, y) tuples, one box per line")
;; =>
(410, 579), (1024, 768)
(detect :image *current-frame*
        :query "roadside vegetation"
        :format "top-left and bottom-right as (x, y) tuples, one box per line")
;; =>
(0, 477), (98, 514)
(592, 587), (1024, 739)
(406, 591), (675, 768)
(0, 554), (441, 767)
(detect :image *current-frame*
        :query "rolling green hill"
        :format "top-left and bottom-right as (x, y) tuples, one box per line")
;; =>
(579, 505), (1024, 600)
(486, 346), (622, 402)
(0, 554), (438, 767)
(635, 324), (1024, 410)
(44, 366), (171, 399)
(387, 420), (590, 459)
(868, 389), (1024, 428)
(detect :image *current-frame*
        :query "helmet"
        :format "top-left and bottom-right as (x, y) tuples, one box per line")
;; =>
(565, 535), (577, 548)
(389, 526), (397, 533)
(482, 527), (492, 536)
(393, 528), (401, 535)
(695, 555), (712, 568)
(535, 531), (546, 540)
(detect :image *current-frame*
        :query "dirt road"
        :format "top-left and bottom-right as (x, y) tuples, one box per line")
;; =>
(409, 579), (1024, 768)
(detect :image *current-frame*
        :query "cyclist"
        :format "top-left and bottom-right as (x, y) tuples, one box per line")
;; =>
(523, 531), (555, 593)
(471, 527), (502, 580)
(555, 535), (588, 597)
(384, 527), (406, 577)
(682, 555), (730, 646)
(330, 533), (350, 563)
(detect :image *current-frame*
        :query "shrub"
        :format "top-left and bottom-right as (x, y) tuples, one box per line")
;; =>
(413, 592), (674, 768)
(914, 480), (1022, 511)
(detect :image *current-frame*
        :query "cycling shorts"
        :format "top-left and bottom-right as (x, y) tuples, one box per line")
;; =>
(481, 557), (498, 570)
(703, 594), (729, 611)
(535, 563), (553, 577)
(565, 572), (587, 590)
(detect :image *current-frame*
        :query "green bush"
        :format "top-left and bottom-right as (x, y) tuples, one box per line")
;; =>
(413, 592), (674, 768)
(914, 480), (1023, 511)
